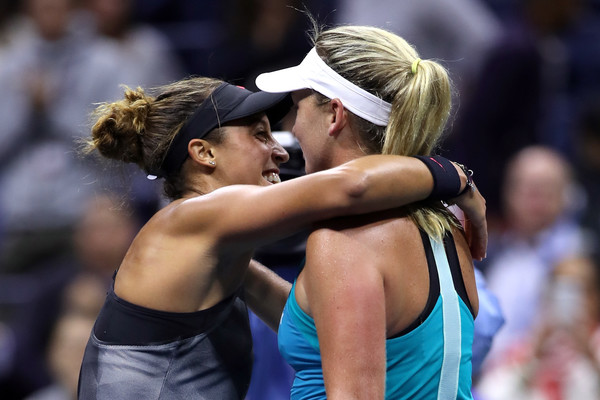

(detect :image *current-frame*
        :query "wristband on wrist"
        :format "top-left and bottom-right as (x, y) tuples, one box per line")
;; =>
(413, 155), (461, 200)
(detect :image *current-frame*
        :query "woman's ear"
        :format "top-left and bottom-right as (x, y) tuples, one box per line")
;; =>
(188, 139), (217, 168)
(328, 98), (348, 137)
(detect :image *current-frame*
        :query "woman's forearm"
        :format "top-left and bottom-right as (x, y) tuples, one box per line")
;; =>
(332, 154), (469, 213)
(336, 155), (433, 213)
(206, 155), (475, 253)
(243, 259), (291, 332)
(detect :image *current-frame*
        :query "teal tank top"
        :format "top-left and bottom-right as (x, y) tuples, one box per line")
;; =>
(278, 232), (475, 399)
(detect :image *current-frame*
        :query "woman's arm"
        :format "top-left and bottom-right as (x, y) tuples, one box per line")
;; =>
(177, 155), (467, 250)
(303, 228), (386, 399)
(244, 259), (291, 332)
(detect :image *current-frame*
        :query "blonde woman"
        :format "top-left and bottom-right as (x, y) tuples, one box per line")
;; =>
(76, 77), (481, 399)
(248, 25), (482, 399)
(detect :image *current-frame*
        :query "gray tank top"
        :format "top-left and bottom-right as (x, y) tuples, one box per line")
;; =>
(78, 290), (252, 399)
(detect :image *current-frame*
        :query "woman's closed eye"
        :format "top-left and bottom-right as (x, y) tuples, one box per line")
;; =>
(255, 131), (271, 144)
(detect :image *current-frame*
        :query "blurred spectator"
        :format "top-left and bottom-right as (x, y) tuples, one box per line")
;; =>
(132, 0), (337, 88)
(23, 271), (106, 400)
(471, 268), (506, 379)
(476, 255), (600, 399)
(70, 192), (143, 285)
(0, 0), (130, 273)
(79, 0), (186, 88)
(0, 260), (74, 399)
(213, 0), (335, 89)
(0, 192), (141, 399)
(24, 311), (98, 400)
(0, 0), (171, 274)
(448, 0), (600, 222)
(334, 0), (502, 98)
(481, 146), (589, 366)
(128, 0), (228, 76)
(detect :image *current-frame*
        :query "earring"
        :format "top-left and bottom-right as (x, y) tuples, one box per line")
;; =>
(208, 161), (216, 166)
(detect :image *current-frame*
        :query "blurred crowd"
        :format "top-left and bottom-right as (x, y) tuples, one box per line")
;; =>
(0, 0), (599, 399)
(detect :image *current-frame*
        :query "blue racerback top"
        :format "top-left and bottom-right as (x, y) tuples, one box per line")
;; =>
(278, 231), (475, 399)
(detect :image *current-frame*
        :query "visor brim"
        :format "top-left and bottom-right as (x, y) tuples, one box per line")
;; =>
(224, 90), (291, 125)
(256, 65), (310, 94)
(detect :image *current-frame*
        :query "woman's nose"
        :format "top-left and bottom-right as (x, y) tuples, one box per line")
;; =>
(272, 142), (290, 164)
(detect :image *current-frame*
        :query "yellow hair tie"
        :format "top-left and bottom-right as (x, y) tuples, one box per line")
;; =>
(411, 58), (421, 75)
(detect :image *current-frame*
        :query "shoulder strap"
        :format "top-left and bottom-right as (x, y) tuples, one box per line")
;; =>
(429, 235), (462, 400)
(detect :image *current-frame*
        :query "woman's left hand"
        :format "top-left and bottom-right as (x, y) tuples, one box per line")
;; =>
(450, 182), (487, 261)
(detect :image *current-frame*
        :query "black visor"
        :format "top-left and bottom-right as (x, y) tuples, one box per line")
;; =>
(150, 83), (292, 178)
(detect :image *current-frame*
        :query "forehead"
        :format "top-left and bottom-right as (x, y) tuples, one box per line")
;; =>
(291, 89), (313, 105)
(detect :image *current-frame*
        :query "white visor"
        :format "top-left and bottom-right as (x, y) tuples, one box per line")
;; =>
(256, 48), (391, 126)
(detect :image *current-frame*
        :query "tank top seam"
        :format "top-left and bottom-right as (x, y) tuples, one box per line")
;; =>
(158, 342), (178, 398)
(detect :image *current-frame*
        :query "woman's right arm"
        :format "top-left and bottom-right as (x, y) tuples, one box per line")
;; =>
(243, 259), (291, 332)
(177, 155), (470, 249)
